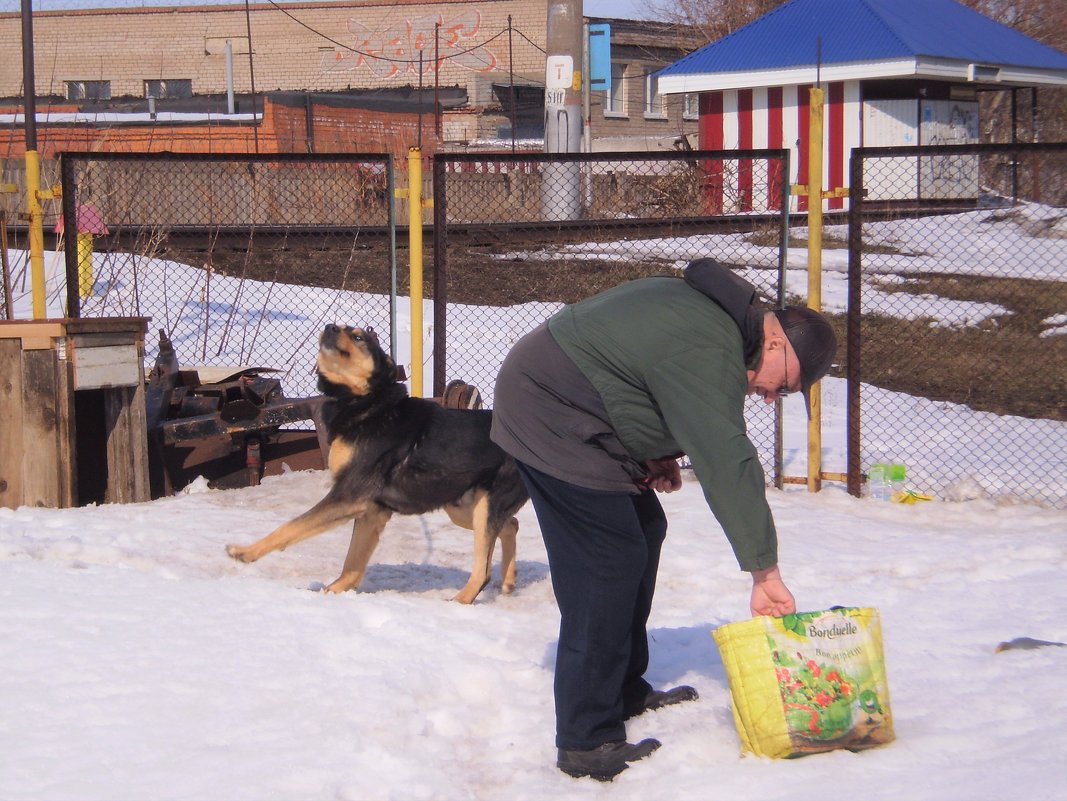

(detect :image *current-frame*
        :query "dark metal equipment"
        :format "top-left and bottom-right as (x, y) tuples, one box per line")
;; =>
(145, 329), (328, 496)
(143, 330), (484, 497)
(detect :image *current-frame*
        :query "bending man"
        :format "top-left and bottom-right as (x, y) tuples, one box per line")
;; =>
(491, 258), (837, 781)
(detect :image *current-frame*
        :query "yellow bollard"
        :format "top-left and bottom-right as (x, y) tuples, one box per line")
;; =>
(790, 87), (847, 492)
(77, 231), (94, 298)
(393, 148), (433, 397)
(805, 86), (825, 493)
(25, 149), (47, 319)
(407, 147), (424, 398)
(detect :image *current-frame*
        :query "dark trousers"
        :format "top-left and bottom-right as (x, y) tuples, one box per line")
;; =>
(517, 462), (668, 750)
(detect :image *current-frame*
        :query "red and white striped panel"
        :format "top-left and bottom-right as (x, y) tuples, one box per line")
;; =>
(698, 81), (860, 213)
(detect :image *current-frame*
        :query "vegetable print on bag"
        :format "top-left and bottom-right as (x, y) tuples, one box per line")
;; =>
(713, 607), (895, 758)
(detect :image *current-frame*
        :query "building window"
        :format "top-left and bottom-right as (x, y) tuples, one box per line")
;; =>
(144, 79), (193, 99)
(65, 80), (111, 101)
(605, 62), (627, 117)
(644, 72), (666, 119)
(683, 93), (699, 120)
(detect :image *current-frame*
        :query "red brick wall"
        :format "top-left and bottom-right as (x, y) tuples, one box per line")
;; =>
(0, 97), (437, 162)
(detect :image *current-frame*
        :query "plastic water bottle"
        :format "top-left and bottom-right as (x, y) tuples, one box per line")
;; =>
(868, 463), (892, 501)
(889, 463), (907, 502)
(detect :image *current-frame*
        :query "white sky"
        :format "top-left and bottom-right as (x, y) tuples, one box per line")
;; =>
(4, 0), (654, 17)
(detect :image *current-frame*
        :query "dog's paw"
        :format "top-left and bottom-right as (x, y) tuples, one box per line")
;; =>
(324, 575), (360, 594)
(226, 544), (253, 562)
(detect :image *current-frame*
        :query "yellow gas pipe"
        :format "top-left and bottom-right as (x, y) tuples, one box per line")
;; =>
(396, 147), (433, 397)
(25, 149), (48, 319)
(805, 87), (825, 493)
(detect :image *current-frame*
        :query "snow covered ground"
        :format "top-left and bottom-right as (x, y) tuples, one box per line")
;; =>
(1, 467), (1065, 800)
(2, 202), (1065, 799)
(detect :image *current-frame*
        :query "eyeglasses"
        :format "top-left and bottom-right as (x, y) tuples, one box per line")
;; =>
(777, 345), (796, 397)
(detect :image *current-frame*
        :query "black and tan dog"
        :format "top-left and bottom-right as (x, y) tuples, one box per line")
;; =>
(226, 324), (528, 604)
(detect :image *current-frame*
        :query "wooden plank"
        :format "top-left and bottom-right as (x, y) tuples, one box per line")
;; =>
(73, 344), (141, 389)
(0, 339), (25, 509)
(0, 321), (66, 348)
(103, 338), (150, 504)
(69, 332), (146, 349)
(104, 388), (129, 504)
(63, 317), (150, 336)
(55, 352), (76, 508)
(20, 349), (65, 508)
(1, 319), (149, 339)
(126, 368), (151, 503)
(104, 385), (151, 504)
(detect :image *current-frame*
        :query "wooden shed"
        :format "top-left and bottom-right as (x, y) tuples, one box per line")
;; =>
(0, 318), (151, 509)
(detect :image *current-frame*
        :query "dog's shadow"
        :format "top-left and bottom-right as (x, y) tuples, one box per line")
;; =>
(309, 560), (551, 598)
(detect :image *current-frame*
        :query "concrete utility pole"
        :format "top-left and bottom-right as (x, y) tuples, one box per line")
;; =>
(542, 0), (583, 220)
(21, 0), (47, 319)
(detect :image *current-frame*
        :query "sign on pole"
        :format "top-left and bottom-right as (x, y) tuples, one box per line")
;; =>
(588, 23), (611, 92)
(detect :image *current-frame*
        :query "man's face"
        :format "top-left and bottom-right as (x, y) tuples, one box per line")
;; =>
(747, 327), (800, 405)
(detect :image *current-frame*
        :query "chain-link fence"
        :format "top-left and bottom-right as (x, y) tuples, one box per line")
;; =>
(1, 158), (59, 323)
(847, 142), (1067, 507)
(8, 144), (1059, 505)
(49, 152), (397, 402)
(432, 149), (792, 482)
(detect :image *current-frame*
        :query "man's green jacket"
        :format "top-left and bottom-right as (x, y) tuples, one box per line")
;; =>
(491, 259), (778, 571)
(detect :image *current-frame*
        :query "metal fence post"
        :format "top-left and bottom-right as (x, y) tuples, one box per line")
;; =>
(846, 149), (865, 498)
(388, 159), (398, 363)
(774, 149), (791, 490)
(60, 154), (81, 318)
(432, 155), (448, 399)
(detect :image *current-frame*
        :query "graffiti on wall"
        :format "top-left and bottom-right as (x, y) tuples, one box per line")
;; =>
(920, 100), (980, 145)
(322, 10), (498, 78)
(919, 100), (981, 198)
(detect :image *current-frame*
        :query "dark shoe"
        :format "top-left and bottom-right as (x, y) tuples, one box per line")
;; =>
(556, 738), (662, 781)
(624, 685), (699, 720)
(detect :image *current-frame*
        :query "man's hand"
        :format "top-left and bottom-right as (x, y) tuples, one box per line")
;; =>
(749, 565), (796, 617)
(644, 456), (682, 493)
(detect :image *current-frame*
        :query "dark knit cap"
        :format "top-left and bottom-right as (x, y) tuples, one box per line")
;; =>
(774, 306), (838, 417)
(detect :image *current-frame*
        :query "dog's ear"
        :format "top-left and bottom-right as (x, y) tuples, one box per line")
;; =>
(378, 351), (407, 383)
(382, 352), (398, 379)
(363, 327), (402, 381)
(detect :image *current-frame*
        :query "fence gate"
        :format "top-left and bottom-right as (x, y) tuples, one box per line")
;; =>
(58, 152), (397, 402)
(432, 148), (795, 485)
(847, 142), (1067, 507)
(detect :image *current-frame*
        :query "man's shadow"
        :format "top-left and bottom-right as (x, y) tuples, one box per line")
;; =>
(540, 621), (732, 688)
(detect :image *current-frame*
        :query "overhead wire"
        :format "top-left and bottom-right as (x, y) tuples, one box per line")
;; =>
(263, 0), (541, 69)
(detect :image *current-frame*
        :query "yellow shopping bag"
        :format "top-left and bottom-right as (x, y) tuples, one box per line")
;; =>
(713, 607), (895, 758)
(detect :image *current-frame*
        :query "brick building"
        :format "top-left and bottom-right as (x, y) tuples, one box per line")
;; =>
(0, 1), (702, 158)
